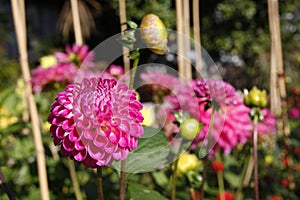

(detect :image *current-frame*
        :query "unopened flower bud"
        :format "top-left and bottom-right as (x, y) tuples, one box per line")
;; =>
(177, 153), (200, 175)
(243, 86), (268, 108)
(140, 14), (168, 55)
(40, 55), (57, 68)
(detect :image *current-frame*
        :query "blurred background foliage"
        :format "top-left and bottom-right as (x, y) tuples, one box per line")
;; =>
(0, 0), (300, 199)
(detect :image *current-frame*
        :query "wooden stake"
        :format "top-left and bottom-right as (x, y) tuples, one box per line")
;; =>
(10, 1), (50, 199)
(71, 0), (83, 45)
(118, 0), (130, 73)
(193, 0), (202, 77)
(183, 0), (192, 80)
(268, 0), (290, 136)
(176, 0), (184, 78)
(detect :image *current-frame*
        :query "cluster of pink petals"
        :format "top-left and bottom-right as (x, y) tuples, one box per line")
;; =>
(140, 71), (182, 93)
(55, 44), (94, 68)
(31, 44), (95, 93)
(48, 78), (144, 168)
(31, 64), (78, 92)
(163, 78), (276, 155)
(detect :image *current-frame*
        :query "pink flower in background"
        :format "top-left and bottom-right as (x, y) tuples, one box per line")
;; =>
(289, 107), (300, 119)
(55, 44), (94, 67)
(48, 78), (144, 168)
(191, 79), (252, 154)
(257, 108), (276, 135)
(107, 65), (124, 79)
(31, 64), (78, 92)
(140, 71), (181, 93)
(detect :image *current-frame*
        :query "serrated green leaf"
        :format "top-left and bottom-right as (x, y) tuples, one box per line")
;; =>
(128, 182), (169, 200)
(111, 126), (170, 173)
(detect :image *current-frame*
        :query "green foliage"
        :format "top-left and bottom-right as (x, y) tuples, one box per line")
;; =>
(111, 0), (176, 28)
(128, 182), (169, 200)
(112, 126), (170, 173)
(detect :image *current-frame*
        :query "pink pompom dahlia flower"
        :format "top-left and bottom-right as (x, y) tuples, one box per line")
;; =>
(48, 78), (144, 168)
(191, 79), (252, 154)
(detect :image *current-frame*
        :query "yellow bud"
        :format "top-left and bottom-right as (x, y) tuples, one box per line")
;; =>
(264, 155), (274, 165)
(140, 14), (168, 55)
(40, 55), (57, 68)
(177, 153), (200, 175)
(244, 86), (268, 108)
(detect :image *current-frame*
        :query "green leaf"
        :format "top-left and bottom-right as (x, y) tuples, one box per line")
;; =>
(224, 171), (240, 188)
(128, 182), (169, 200)
(151, 171), (169, 187)
(111, 126), (170, 173)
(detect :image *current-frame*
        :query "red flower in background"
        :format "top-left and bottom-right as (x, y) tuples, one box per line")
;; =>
(281, 178), (289, 187)
(269, 196), (283, 200)
(211, 160), (224, 173)
(216, 191), (234, 200)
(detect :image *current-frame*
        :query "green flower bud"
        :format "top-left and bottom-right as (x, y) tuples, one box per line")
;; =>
(243, 86), (268, 108)
(140, 14), (168, 55)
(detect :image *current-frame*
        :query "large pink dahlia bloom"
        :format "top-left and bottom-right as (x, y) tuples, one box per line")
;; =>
(48, 78), (144, 168)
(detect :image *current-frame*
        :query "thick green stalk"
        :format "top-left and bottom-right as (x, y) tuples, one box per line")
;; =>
(97, 167), (104, 200)
(119, 55), (140, 200)
(171, 159), (179, 200)
(129, 56), (140, 90)
(216, 153), (225, 200)
(200, 107), (216, 199)
(235, 154), (253, 200)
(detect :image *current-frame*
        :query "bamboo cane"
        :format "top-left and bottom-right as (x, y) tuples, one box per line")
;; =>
(119, 0), (130, 73)
(183, 0), (192, 80)
(70, 1), (85, 199)
(176, 0), (184, 78)
(267, 0), (290, 136)
(10, 1), (50, 200)
(193, 0), (202, 77)
(71, 0), (83, 45)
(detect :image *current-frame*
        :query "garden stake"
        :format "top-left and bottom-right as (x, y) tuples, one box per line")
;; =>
(175, 0), (184, 78)
(183, 0), (192, 79)
(118, 0), (130, 73)
(193, 0), (202, 78)
(71, 0), (83, 45)
(10, 1), (50, 199)
(69, 1), (85, 199)
(68, 158), (83, 200)
(253, 114), (259, 200)
(267, 0), (290, 136)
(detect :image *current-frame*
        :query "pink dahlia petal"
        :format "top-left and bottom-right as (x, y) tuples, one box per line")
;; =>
(48, 77), (144, 168)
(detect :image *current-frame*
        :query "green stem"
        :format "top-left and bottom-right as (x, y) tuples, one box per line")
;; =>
(200, 107), (216, 199)
(119, 160), (126, 200)
(129, 56), (140, 90)
(235, 154), (252, 200)
(253, 114), (259, 200)
(171, 158), (179, 200)
(0, 168), (16, 200)
(119, 53), (140, 200)
(97, 167), (104, 200)
(216, 153), (225, 200)
(68, 158), (83, 200)
(207, 108), (216, 152)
